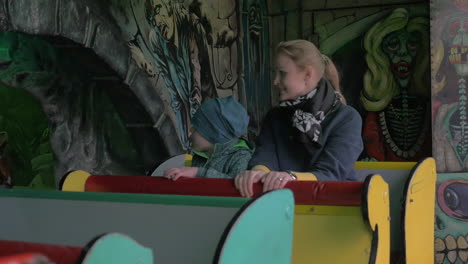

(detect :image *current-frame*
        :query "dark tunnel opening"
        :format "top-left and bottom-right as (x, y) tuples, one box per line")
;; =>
(0, 32), (170, 188)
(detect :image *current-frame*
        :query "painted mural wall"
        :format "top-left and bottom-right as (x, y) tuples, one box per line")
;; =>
(0, 33), (145, 188)
(111, 0), (274, 148)
(0, 82), (54, 188)
(3, 2), (468, 263)
(436, 173), (468, 264)
(265, 0), (431, 162)
(432, 0), (468, 263)
(111, 0), (244, 149)
(0, 0), (434, 189)
(242, 0), (271, 138)
(0, 0), (268, 188)
(432, 0), (468, 172)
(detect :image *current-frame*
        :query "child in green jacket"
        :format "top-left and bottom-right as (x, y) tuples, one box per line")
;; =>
(163, 96), (253, 180)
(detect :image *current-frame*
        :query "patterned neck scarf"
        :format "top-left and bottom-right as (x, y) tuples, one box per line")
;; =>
(279, 79), (342, 148)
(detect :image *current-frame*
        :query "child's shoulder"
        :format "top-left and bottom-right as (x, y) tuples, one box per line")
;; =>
(234, 137), (253, 149)
(229, 138), (254, 157)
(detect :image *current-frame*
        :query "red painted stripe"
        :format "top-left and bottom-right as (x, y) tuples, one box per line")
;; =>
(0, 241), (82, 264)
(0, 253), (43, 264)
(85, 176), (363, 206)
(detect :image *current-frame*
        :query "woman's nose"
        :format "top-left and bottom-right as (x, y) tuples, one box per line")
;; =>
(273, 74), (279, 86)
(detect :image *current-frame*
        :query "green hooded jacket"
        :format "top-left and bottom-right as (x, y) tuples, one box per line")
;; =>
(192, 138), (253, 179)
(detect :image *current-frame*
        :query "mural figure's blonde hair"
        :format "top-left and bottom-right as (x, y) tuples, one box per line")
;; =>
(276, 39), (346, 103)
(362, 8), (429, 111)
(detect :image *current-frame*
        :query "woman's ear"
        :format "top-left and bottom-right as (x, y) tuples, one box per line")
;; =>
(304, 66), (319, 86)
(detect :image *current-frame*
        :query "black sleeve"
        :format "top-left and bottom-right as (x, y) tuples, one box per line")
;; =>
(248, 110), (280, 171)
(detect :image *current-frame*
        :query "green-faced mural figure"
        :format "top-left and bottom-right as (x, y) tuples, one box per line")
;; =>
(381, 30), (419, 88)
(361, 8), (431, 162)
(435, 174), (468, 264)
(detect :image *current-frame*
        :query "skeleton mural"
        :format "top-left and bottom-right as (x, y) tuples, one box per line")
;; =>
(431, 0), (468, 264)
(122, 0), (240, 150)
(360, 8), (431, 162)
(432, 1), (468, 263)
(435, 174), (468, 264)
(433, 0), (468, 172)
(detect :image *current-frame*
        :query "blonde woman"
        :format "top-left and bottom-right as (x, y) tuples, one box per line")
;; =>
(235, 40), (363, 197)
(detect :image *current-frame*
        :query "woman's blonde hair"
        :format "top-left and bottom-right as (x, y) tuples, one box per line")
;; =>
(276, 39), (346, 103)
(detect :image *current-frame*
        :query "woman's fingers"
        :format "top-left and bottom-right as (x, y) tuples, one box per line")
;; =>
(263, 172), (280, 192)
(263, 172), (288, 192)
(262, 173), (273, 192)
(273, 174), (286, 190)
(234, 171), (265, 197)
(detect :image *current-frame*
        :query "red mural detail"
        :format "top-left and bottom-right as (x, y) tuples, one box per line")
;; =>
(449, 21), (468, 36)
(363, 112), (432, 161)
(453, 0), (468, 12)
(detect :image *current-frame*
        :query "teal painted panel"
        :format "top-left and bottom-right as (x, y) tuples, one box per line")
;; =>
(216, 189), (294, 264)
(82, 233), (153, 264)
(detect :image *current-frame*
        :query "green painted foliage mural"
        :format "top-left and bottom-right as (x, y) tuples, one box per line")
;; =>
(0, 32), (145, 188)
(0, 83), (54, 188)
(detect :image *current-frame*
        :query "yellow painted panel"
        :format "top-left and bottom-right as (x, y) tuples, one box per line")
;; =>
(354, 161), (416, 170)
(292, 210), (372, 264)
(61, 170), (91, 192)
(295, 205), (361, 216)
(366, 175), (390, 264)
(404, 158), (436, 264)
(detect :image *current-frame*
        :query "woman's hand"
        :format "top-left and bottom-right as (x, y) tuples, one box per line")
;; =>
(234, 170), (267, 198)
(163, 167), (199, 181)
(261, 171), (295, 192)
